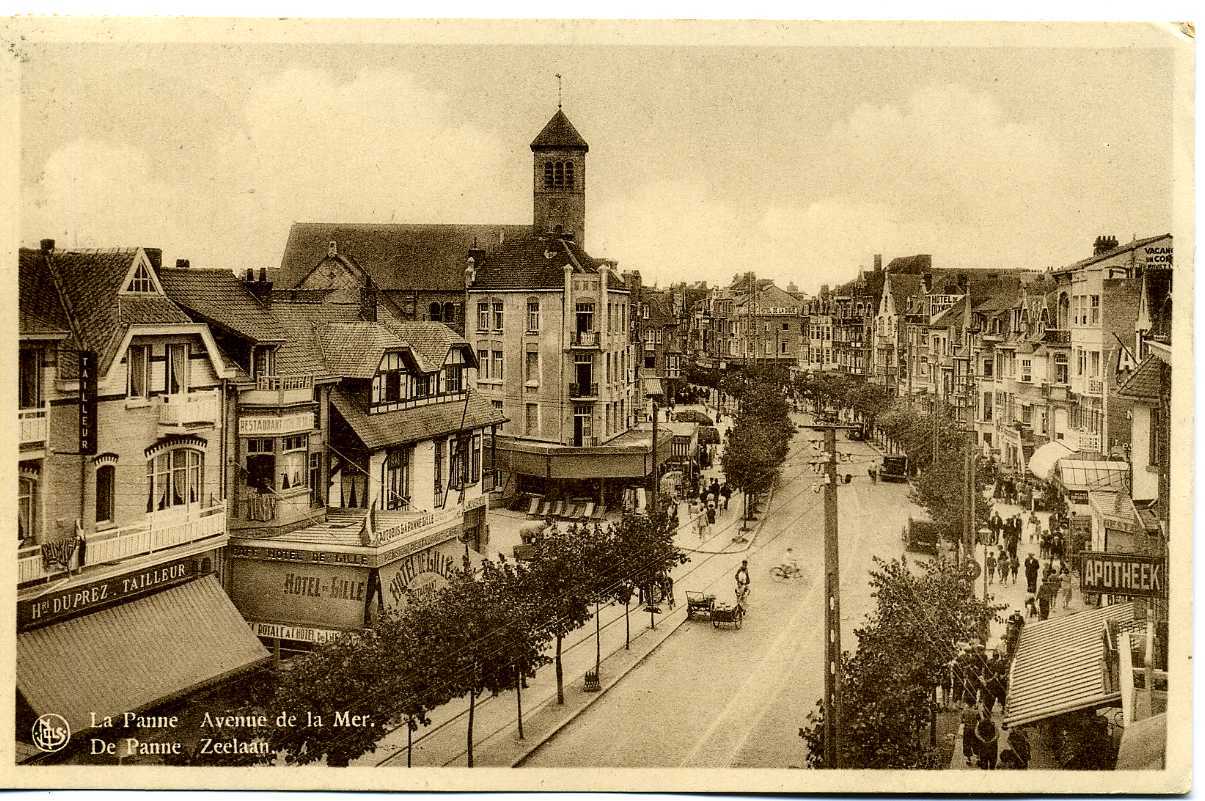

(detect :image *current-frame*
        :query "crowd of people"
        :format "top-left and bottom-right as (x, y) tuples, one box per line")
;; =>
(947, 631), (1031, 770)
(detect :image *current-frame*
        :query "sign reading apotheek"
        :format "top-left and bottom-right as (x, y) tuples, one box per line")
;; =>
(18, 557), (198, 630)
(1079, 551), (1167, 599)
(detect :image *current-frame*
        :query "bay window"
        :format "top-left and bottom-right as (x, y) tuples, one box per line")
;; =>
(244, 435), (309, 493)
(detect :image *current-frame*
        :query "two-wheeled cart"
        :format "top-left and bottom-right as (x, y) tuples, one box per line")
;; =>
(685, 591), (715, 620)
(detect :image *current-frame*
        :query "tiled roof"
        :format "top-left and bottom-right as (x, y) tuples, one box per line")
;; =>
(1115, 354), (1165, 402)
(158, 268), (287, 343)
(279, 222), (530, 292)
(884, 254), (932, 274)
(1055, 233), (1171, 275)
(268, 296), (367, 379)
(931, 298), (966, 327)
(469, 234), (613, 291)
(530, 109), (589, 151)
(886, 273), (923, 307)
(18, 249), (71, 337)
(35, 248), (192, 375)
(315, 322), (414, 378)
(330, 387), (507, 450)
(384, 321), (470, 369)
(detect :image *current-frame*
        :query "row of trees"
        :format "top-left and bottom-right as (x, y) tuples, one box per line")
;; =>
(719, 365), (797, 522)
(800, 556), (1004, 768)
(194, 503), (685, 768)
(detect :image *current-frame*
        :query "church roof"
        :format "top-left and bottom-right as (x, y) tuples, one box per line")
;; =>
(279, 222), (530, 292)
(530, 109), (589, 152)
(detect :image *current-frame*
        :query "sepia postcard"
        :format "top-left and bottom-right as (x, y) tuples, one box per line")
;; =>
(0, 16), (1193, 794)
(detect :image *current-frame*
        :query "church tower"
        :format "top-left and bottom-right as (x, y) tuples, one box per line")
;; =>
(530, 108), (589, 244)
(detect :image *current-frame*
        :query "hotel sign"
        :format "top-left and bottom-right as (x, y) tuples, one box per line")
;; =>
(1079, 551), (1167, 599)
(18, 557), (199, 630)
(251, 621), (348, 644)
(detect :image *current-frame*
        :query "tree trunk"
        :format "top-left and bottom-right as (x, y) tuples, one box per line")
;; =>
(595, 602), (601, 676)
(407, 717), (413, 767)
(624, 598), (631, 649)
(516, 669), (525, 740)
(555, 634), (565, 704)
(467, 688), (476, 767)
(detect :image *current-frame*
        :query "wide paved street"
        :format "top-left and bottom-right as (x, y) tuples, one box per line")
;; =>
(524, 411), (924, 767)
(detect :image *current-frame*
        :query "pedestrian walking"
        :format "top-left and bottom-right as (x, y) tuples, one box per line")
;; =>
(1009, 553), (1020, 586)
(984, 550), (996, 585)
(1059, 565), (1074, 609)
(997, 549), (1009, 585)
(1025, 595), (1039, 619)
(974, 709), (999, 770)
(696, 509), (708, 541)
(1037, 576), (1057, 620)
(1024, 553), (1040, 594)
(719, 482), (731, 511)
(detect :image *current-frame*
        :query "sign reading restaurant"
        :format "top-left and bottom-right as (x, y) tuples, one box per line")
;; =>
(1079, 551), (1167, 599)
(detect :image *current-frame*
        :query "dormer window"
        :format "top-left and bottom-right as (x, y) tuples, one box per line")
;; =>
(126, 262), (156, 294)
(372, 352), (407, 405)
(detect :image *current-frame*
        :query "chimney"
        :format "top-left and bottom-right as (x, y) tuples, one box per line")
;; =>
(327, 240), (338, 259)
(175, 258), (190, 269)
(921, 272), (933, 294)
(1094, 235), (1119, 256)
(144, 248), (163, 273)
(245, 268), (273, 304)
(873, 254), (882, 272)
(40, 238), (55, 253)
(359, 279), (377, 322)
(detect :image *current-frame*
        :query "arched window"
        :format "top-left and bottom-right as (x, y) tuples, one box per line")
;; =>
(147, 448), (204, 513)
(544, 161), (554, 189)
(443, 302), (455, 323)
(565, 161), (575, 190)
(96, 465), (115, 525)
(429, 302), (442, 322)
(554, 162), (564, 188)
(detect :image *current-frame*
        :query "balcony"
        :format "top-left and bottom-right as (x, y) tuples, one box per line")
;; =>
(18, 404), (48, 446)
(1086, 378), (1105, 396)
(243, 374), (315, 406)
(570, 382), (599, 399)
(570, 330), (600, 348)
(159, 389), (221, 428)
(1043, 328), (1071, 345)
(18, 500), (228, 584)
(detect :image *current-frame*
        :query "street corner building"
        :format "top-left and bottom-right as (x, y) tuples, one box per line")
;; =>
(16, 244), (270, 762)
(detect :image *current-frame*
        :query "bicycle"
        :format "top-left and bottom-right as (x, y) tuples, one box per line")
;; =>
(770, 562), (805, 582)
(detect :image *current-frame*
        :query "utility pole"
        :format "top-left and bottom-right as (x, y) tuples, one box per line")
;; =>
(650, 399), (659, 517)
(822, 425), (843, 768)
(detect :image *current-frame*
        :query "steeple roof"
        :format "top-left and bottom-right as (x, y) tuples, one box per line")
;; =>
(530, 109), (589, 152)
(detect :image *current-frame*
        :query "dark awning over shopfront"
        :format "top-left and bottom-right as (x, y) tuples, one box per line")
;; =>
(18, 575), (269, 735)
(1004, 602), (1135, 728)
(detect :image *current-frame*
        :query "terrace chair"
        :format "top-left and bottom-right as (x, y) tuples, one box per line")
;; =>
(526, 496), (542, 516)
(580, 501), (595, 520)
(536, 500), (551, 517)
(592, 503), (607, 520)
(551, 500), (566, 518)
(564, 503), (581, 520)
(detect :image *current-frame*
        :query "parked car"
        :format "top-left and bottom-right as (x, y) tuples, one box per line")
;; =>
(880, 454), (909, 482)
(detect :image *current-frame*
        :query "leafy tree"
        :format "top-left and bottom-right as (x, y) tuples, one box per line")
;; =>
(524, 522), (601, 704)
(606, 500), (690, 647)
(910, 444), (991, 543)
(800, 556), (1003, 768)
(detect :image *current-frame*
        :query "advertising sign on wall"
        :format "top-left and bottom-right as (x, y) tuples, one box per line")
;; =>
(377, 541), (467, 614)
(229, 559), (370, 631)
(78, 350), (98, 455)
(18, 557), (198, 630)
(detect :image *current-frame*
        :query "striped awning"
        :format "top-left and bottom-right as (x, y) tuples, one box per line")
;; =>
(643, 377), (665, 397)
(1004, 602), (1135, 728)
(18, 575), (269, 735)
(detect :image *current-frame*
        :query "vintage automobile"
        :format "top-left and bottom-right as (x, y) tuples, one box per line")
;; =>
(879, 454), (909, 482)
(901, 515), (942, 554)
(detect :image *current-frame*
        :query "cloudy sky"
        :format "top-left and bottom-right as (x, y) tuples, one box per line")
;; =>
(17, 26), (1180, 292)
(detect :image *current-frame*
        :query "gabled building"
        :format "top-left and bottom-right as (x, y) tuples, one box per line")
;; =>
(16, 241), (268, 756)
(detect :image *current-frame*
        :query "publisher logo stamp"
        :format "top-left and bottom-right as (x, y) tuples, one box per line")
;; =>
(32, 713), (71, 753)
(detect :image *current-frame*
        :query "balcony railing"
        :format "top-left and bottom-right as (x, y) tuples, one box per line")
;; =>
(241, 492), (280, 522)
(18, 404), (48, 446)
(159, 389), (221, 427)
(244, 374), (315, 406)
(570, 382), (598, 398)
(18, 500), (227, 584)
(570, 330), (600, 347)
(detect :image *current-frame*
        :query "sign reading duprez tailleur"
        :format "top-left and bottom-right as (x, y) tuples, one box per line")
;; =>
(18, 557), (198, 630)
(1079, 551), (1167, 599)
(78, 350), (98, 455)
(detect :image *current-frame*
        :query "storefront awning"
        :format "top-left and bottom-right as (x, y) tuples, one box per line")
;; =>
(1057, 459), (1130, 492)
(1004, 602), (1135, 728)
(18, 575), (269, 735)
(1028, 439), (1074, 481)
(1115, 712), (1166, 770)
(643, 377), (665, 397)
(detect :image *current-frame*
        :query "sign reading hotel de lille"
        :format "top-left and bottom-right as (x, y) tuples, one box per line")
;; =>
(1079, 551), (1167, 600)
